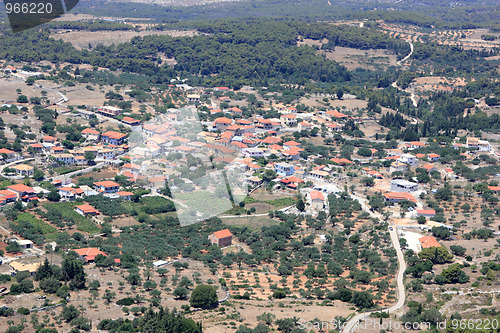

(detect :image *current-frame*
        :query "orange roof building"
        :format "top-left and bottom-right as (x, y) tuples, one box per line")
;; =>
(209, 229), (233, 247)
(73, 247), (107, 262)
(326, 110), (348, 118)
(74, 204), (100, 216)
(383, 192), (417, 203)
(93, 181), (120, 193)
(419, 236), (441, 249)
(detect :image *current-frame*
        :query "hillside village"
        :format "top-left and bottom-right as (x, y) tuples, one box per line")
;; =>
(0, 52), (499, 332)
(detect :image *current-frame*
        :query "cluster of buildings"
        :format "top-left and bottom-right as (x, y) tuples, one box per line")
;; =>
(24, 130), (129, 166)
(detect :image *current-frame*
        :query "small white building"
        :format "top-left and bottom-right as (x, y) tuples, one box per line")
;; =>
(398, 154), (418, 166)
(390, 179), (418, 192)
(242, 147), (264, 158)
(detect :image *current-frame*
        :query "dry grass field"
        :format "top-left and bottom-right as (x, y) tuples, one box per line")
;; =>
(51, 30), (199, 49)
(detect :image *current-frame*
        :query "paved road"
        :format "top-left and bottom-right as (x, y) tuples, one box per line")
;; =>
(0, 157), (35, 175)
(47, 161), (109, 181)
(342, 193), (407, 333)
(219, 204), (295, 218)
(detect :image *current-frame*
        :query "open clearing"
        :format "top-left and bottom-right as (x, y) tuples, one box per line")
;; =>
(51, 30), (199, 49)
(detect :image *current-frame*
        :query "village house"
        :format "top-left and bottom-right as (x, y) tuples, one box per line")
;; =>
(419, 236), (441, 250)
(390, 161), (407, 173)
(101, 131), (127, 145)
(7, 184), (36, 199)
(466, 137), (491, 152)
(283, 147), (301, 161)
(422, 164), (436, 173)
(427, 153), (440, 162)
(208, 229), (233, 247)
(275, 162), (295, 177)
(326, 122), (342, 132)
(280, 175), (304, 189)
(187, 94), (200, 103)
(10, 261), (41, 277)
(97, 148), (114, 160)
(0, 148), (17, 162)
(417, 209), (436, 218)
(29, 143), (44, 154)
(42, 136), (57, 144)
(213, 117), (233, 131)
(383, 192), (417, 203)
(59, 187), (84, 201)
(326, 110), (348, 119)
(310, 190), (325, 209)
(73, 247), (107, 263)
(309, 170), (330, 181)
(52, 153), (76, 165)
(242, 147), (264, 158)
(98, 106), (123, 117)
(13, 164), (33, 177)
(14, 239), (34, 250)
(398, 154), (418, 166)
(298, 122), (312, 131)
(74, 203), (100, 216)
(280, 114), (297, 127)
(283, 141), (301, 150)
(93, 181), (120, 193)
(81, 128), (101, 141)
(117, 191), (134, 200)
(390, 179), (418, 192)
(406, 141), (426, 149)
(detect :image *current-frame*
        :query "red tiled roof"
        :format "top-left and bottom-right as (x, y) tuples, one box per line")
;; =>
(326, 110), (348, 118)
(0, 148), (15, 154)
(213, 229), (233, 239)
(7, 184), (33, 192)
(93, 181), (120, 188)
(419, 236), (441, 249)
(82, 128), (100, 135)
(310, 190), (324, 201)
(417, 209), (436, 215)
(75, 204), (98, 214)
(283, 141), (300, 146)
(422, 164), (435, 170)
(73, 247), (107, 257)
(122, 116), (140, 124)
(102, 131), (127, 140)
(117, 191), (134, 196)
(42, 136), (57, 142)
(383, 192), (417, 202)
(214, 117), (232, 125)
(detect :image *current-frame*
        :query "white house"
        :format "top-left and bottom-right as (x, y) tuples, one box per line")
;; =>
(242, 147), (264, 158)
(398, 154), (418, 166)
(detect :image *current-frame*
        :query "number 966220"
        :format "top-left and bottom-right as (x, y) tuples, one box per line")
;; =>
(5, 2), (53, 14)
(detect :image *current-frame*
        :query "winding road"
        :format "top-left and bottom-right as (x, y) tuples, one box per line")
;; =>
(397, 40), (414, 65)
(342, 193), (407, 333)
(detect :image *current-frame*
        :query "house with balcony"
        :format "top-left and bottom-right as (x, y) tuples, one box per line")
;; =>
(98, 106), (122, 117)
(101, 131), (127, 145)
(275, 162), (295, 177)
(93, 181), (120, 194)
(52, 153), (76, 165)
(398, 154), (418, 166)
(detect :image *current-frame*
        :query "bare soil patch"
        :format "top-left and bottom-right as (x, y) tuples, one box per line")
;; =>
(51, 30), (199, 49)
